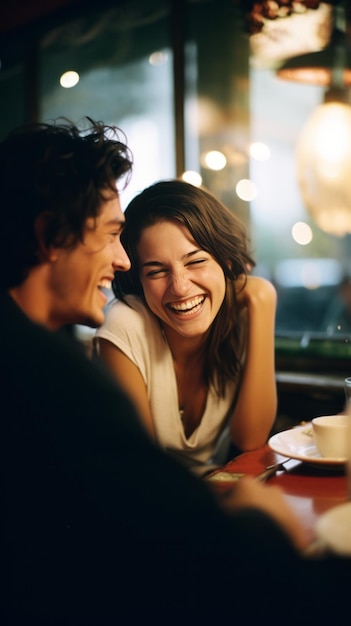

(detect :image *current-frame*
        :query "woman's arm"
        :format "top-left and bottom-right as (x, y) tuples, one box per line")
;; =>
(229, 275), (277, 450)
(97, 338), (156, 439)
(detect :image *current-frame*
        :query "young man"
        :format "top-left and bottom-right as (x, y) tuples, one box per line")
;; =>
(0, 118), (349, 624)
(1, 118), (132, 329)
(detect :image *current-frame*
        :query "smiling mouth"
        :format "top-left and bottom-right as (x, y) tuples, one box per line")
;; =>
(97, 279), (112, 291)
(169, 296), (205, 315)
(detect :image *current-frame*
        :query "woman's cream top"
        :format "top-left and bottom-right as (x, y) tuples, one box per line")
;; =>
(95, 295), (243, 466)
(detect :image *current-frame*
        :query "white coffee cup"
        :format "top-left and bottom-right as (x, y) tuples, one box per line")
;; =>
(344, 377), (351, 405)
(312, 414), (350, 460)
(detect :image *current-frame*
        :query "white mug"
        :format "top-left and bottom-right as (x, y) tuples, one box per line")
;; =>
(347, 401), (351, 499)
(344, 377), (351, 406)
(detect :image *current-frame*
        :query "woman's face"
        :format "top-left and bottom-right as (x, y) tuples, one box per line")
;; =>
(137, 220), (226, 340)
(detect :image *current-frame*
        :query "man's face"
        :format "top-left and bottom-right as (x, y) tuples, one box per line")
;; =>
(48, 191), (130, 329)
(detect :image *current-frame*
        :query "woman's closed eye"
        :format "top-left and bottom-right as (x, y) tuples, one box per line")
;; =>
(145, 268), (167, 277)
(145, 260), (207, 277)
(187, 258), (207, 266)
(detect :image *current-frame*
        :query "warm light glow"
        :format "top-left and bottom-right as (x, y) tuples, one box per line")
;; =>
(149, 51), (168, 66)
(181, 170), (202, 186)
(274, 258), (341, 289)
(296, 101), (351, 236)
(193, 97), (223, 135)
(249, 142), (271, 161)
(292, 221), (313, 245)
(250, 2), (332, 70)
(235, 178), (257, 202)
(202, 150), (227, 170)
(300, 261), (323, 289)
(276, 65), (351, 87)
(59, 71), (80, 88)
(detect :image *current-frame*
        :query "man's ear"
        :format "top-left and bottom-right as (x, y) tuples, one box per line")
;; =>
(34, 212), (58, 262)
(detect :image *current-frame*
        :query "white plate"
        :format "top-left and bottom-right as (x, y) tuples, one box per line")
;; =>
(268, 424), (346, 466)
(316, 502), (351, 555)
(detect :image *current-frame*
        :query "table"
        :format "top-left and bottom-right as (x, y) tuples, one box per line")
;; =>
(206, 444), (348, 540)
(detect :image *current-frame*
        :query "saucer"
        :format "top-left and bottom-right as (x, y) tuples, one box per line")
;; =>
(268, 424), (347, 466)
(315, 502), (351, 556)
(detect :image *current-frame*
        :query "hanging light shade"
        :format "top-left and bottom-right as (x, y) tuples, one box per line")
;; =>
(276, 26), (351, 85)
(295, 89), (351, 236)
(275, 3), (351, 236)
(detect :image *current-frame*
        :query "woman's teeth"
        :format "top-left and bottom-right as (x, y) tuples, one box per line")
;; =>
(170, 296), (204, 313)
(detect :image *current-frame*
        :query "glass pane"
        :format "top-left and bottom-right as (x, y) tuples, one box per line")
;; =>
(184, 0), (351, 367)
(3, 0), (351, 366)
(38, 1), (176, 344)
(0, 48), (26, 139)
(247, 3), (351, 365)
(39, 1), (175, 208)
(249, 66), (351, 335)
(184, 0), (251, 229)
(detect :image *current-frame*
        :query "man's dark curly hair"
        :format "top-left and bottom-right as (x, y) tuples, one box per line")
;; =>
(0, 117), (133, 289)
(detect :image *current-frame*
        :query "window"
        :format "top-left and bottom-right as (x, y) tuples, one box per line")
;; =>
(1, 0), (351, 372)
(39, 1), (175, 207)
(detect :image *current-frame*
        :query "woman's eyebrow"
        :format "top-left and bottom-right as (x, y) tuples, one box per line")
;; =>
(142, 248), (203, 268)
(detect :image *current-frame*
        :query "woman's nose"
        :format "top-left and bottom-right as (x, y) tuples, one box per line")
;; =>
(169, 271), (190, 295)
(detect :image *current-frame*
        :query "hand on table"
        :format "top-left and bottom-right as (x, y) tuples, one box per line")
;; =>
(215, 476), (311, 553)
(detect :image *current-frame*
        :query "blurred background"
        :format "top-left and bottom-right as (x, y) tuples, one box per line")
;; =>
(2, 0), (351, 422)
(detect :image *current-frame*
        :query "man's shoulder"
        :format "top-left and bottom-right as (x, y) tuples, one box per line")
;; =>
(99, 294), (161, 337)
(106, 294), (148, 317)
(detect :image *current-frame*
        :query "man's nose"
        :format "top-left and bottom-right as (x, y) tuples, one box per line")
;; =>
(113, 242), (131, 272)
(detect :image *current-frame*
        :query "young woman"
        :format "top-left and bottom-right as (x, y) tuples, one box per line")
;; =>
(94, 179), (277, 473)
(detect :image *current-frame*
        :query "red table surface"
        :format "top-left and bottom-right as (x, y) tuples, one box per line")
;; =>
(206, 444), (349, 539)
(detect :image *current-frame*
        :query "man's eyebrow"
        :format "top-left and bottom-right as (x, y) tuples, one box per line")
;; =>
(105, 218), (125, 228)
(142, 248), (203, 268)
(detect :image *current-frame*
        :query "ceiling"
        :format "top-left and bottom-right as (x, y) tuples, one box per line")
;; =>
(0, 0), (81, 34)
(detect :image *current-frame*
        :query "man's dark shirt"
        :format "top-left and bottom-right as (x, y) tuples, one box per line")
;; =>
(0, 291), (349, 625)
